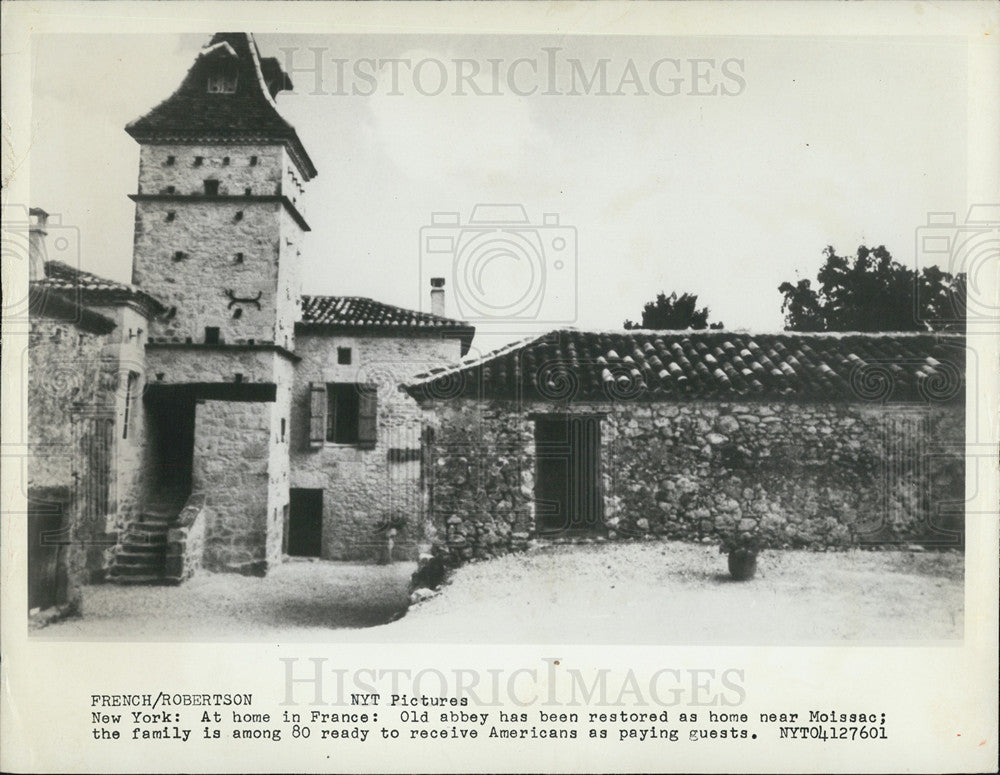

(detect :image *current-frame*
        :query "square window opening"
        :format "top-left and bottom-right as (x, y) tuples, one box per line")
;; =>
(204, 327), (221, 345)
(204, 179), (220, 197)
(337, 347), (352, 365)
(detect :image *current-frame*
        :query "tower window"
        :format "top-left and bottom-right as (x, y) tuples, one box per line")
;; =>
(193, 156), (204, 167)
(234, 211), (244, 222)
(234, 252), (244, 263)
(165, 155), (176, 166)
(244, 187), (252, 197)
(249, 155), (258, 166)
(207, 65), (238, 94)
(163, 185), (176, 195)
(172, 250), (186, 262)
(222, 157), (230, 166)
(204, 327), (221, 345)
(204, 179), (220, 197)
(337, 347), (352, 365)
(280, 418), (286, 442)
(165, 211), (176, 222)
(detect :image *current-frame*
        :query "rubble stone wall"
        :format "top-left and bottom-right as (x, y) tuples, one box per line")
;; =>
(290, 331), (464, 560)
(421, 399), (965, 565)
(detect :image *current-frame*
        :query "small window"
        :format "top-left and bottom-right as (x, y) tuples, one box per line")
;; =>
(234, 211), (244, 222)
(165, 155), (176, 166)
(165, 211), (176, 222)
(326, 384), (360, 444)
(244, 187), (252, 197)
(337, 347), (352, 365)
(204, 179), (219, 197)
(172, 250), (186, 262)
(234, 252), (244, 264)
(222, 157), (230, 166)
(204, 327), (220, 345)
(249, 155), (258, 166)
(164, 185), (176, 195)
(234, 373), (243, 383)
(207, 66), (238, 94)
(280, 418), (286, 442)
(121, 371), (139, 439)
(194, 156), (204, 167)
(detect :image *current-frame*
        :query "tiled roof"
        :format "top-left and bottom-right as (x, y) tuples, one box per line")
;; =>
(404, 329), (965, 404)
(126, 33), (316, 180)
(32, 261), (165, 315)
(298, 295), (476, 354)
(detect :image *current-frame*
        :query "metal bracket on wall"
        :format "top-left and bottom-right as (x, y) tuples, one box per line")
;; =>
(224, 289), (263, 310)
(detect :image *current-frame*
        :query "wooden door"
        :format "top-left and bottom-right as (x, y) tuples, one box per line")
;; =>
(534, 415), (604, 534)
(288, 488), (323, 557)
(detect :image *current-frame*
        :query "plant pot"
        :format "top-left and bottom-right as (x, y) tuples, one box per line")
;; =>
(727, 549), (758, 581)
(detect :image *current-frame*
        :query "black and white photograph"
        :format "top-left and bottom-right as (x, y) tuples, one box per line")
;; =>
(2, 2), (997, 773)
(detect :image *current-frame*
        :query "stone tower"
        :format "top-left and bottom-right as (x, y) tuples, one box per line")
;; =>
(124, 33), (317, 575)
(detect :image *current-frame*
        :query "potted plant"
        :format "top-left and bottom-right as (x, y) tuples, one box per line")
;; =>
(374, 513), (408, 565)
(719, 528), (763, 581)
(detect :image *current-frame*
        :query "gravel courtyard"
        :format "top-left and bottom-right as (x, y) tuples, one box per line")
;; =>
(36, 558), (416, 641)
(379, 542), (963, 644)
(35, 542), (963, 643)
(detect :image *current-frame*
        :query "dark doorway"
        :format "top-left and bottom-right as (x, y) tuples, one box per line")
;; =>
(28, 499), (69, 611)
(534, 415), (604, 535)
(147, 393), (196, 496)
(288, 488), (323, 557)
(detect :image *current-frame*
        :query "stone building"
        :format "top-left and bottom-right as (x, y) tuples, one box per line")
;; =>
(404, 329), (966, 565)
(26, 33), (474, 602)
(26, 32), (966, 607)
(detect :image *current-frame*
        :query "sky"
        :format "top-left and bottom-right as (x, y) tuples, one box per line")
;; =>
(29, 33), (969, 351)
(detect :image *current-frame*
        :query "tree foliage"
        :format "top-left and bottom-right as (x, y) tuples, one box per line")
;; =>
(624, 291), (724, 330)
(779, 245), (965, 332)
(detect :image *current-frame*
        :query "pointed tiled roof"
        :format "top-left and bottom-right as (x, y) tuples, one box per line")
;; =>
(404, 329), (965, 404)
(298, 295), (475, 354)
(126, 33), (316, 180)
(32, 260), (165, 317)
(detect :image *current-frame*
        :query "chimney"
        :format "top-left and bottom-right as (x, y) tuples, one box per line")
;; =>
(430, 277), (446, 317)
(28, 207), (49, 281)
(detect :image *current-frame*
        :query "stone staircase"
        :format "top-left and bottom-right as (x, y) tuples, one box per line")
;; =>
(108, 495), (185, 584)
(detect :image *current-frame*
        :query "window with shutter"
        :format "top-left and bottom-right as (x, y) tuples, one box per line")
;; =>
(357, 385), (378, 449)
(308, 382), (326, 448)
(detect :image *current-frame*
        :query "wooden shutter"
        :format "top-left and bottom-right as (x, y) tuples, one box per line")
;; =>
(308, 382), (326, 449)
(358, 384), (378, 449)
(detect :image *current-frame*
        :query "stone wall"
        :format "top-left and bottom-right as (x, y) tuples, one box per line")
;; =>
(193, 398), (274, 575)
(290, 331), (464, 560)
(420, 399), (965, 565)
(133, 144), (305, 348)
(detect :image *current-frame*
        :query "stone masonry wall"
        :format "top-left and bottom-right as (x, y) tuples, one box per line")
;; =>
(290, 332), (464, 560)
(193, 399), (274, 575)
(133, 144), (306, 348)
(422, 399), (965, 565)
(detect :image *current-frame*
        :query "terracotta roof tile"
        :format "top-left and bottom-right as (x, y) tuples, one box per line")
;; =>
(32, 261), (165, 315)
(299, 295), (475, 354)
(405, 329), (965, 404)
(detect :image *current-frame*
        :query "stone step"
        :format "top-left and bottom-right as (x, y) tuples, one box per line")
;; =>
(115, 550), (165, 564)
(118, 540), (165, 553)
(111, 560), (163, 575)
(108, 573), (166, 584)
(126, 527), (168, 540)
